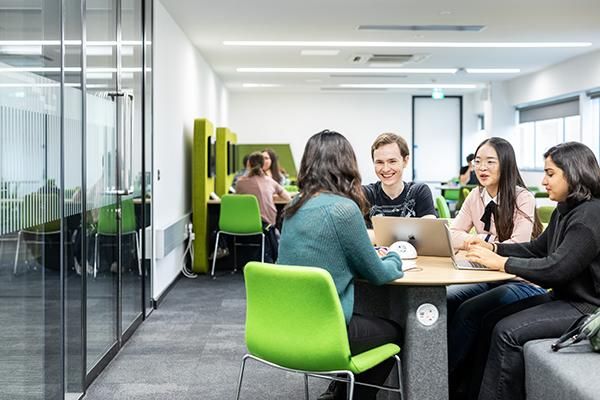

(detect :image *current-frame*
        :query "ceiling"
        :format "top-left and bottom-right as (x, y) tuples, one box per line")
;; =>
(160, 0), (600, 94)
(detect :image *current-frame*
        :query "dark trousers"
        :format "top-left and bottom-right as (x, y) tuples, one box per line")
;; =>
(337, 313), (401, 400)
(477, 298), (584, 400)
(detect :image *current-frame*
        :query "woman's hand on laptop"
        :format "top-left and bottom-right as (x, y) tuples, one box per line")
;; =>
(465, 245), (507, 271)
(463, 236), (493, 251)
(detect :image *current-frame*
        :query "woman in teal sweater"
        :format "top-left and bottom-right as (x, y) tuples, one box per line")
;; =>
(278, 130), (404, 400)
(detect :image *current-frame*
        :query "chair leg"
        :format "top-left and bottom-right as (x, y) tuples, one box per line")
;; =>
(134, 232), (142, 276)
(303, 374), (310, 400)
(210, 231), (221, 279)
(232, 236), (237, 273)
(395, 354), (402, 397)
(235, 354), (250, 400)
(94, 233), (99, 278)
(13, 231), (22, 275)
(260, 233), (265, 263)
(347, 372), (355, 400)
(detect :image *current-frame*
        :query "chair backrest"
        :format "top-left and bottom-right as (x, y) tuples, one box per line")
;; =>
(21, 192), (61, 232)
(97, 197), (137, 235)
(436, 195), (451, 219)
(219, 194), (263, 233)
(244, 262), (353, 372)
(537, 205), (556, 224)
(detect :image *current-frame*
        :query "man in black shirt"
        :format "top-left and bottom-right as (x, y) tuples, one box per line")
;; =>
(459, 153), (478, 185)
(363, 133), (436, 227)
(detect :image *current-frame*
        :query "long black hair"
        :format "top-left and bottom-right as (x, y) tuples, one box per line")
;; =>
(544, 142), (600, 203)
(263, 148), (284, 184)
(284, 130), (367, 218)
(475, 137), (542, 241)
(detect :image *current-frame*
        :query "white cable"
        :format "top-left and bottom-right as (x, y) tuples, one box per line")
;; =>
(181, 223), (198, 278)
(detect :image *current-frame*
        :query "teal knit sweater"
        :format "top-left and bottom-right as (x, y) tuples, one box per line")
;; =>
(278, 193), (403, 323)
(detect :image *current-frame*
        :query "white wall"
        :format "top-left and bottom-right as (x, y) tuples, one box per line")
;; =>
(229, 92), (480, 184)
(153, 1), (228, 299)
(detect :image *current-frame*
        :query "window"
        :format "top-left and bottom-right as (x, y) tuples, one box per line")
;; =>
(517, 98), (580, 169)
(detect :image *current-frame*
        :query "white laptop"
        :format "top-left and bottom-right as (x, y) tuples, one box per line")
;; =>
(371, 216), (488, 270)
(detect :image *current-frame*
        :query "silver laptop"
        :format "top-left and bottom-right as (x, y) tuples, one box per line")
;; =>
(371, 216), (488, 270)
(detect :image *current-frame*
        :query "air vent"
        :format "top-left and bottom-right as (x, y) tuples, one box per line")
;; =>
(358, 24), (485, 32)
(350, 53), (428, 65)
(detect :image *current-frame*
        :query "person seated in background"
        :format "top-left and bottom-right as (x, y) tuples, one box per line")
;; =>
(459, 153), (478, 185)
(279, 130), (404, 400)
(231, 153), (250, 191)
(236, 151), (290, 262)
(463, 141), (600, 400)
(446, 137), (545, 396)
(262, 148), (288, 185)
(362, 132), (436, 227)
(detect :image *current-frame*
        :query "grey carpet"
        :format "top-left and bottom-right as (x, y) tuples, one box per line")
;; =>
(83, 273), (331, 400)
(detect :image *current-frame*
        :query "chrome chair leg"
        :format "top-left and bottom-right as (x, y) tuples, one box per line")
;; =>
(303, 374), (310, 400)
(13, 230), (22, 275)
(235, 354), (250, 400)
(210, 231), (221, 279)
(347, 372), (355, 400)
(260, 233), (265, 262)
(134, 231), (142, 276)
(94, 233), (99, 278)
(232, 236), (237, 273)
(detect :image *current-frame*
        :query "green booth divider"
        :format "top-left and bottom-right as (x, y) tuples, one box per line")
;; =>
(215, 127), (238, 197)
(236, 144), (297, 182)
(192, 118), (215, 273)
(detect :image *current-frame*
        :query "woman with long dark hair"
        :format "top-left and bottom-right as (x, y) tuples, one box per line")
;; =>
(446, 137), (546, 390)
(464, 141), (600, 400)
(278, 130), (404, 400)
(262, 148), (287, 185)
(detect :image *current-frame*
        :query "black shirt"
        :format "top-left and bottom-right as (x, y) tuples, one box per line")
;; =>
(459, 165), (478, 185)
(498, 198), (600, 314)
(362, 181), (436, 227)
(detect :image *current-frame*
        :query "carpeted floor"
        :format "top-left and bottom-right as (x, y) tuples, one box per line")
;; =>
(83, 273), (330, 400)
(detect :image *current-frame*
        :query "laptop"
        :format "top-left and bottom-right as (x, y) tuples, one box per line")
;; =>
(371, 216), (488, 270)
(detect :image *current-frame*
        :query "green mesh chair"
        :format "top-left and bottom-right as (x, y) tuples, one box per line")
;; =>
(94, 197), (140, 278)
(13, 192), (61, 274)
(537, 205), (556, 225)
(211, 194), (264, 279)
(436, 195), (452, 219)
(237, 262), (402, 400)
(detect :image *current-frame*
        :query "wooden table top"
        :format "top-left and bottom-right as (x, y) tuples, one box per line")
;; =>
(388, 256), (515, 286)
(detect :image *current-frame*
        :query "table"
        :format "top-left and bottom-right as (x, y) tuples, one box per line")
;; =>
(354, 256), (515, 400)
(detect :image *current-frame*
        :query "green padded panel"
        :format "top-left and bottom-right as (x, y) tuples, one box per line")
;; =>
(236, 144), (297, 180)
(215, 127), (238, 197)
(244, 262), (400, 374)
(192, 118), (215, 273)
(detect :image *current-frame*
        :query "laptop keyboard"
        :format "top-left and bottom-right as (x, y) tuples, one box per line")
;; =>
(457, 259), (489, 270)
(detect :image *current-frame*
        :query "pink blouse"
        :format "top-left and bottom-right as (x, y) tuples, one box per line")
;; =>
(450, 187), (535, 250)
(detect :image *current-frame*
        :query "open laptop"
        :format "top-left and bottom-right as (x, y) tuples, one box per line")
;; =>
(371, 216), (488, 270)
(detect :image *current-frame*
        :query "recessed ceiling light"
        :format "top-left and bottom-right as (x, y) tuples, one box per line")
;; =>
(237, 67), (457, 74)
(340, 83), (478, 89)
(224, 40), (591, 48)
(242, 83), (282, 88)
(301, 49), (340, 56)
(465, 68), (520, 73)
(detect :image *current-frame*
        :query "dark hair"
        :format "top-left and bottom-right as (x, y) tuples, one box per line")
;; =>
(284, 130), (367, 218)
(263, 148), (284, 184)
(371, 133), (410, 159)
(475, 137), (542, 240)
(543, 142), (600, 203)
(466, 153), (475, 163)
(242, 154), (250, 167)
(246, 151), (265, 177)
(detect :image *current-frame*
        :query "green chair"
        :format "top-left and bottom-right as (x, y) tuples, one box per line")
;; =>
(537, 205), (556, 225)
(94, 197), (141, 278)
(435, 195), (452, 219)
(211, 194), (264, 279)
(456, 187), (472, 211)
(237, 262), (401, 400)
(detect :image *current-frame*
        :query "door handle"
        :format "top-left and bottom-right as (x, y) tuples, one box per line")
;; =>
(116, 91), (134, 196)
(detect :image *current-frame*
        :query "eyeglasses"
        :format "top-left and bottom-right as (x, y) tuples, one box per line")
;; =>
(473, 159), (498, 169)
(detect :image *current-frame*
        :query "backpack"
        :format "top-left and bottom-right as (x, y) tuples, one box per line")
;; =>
(552, 307), (600, 352)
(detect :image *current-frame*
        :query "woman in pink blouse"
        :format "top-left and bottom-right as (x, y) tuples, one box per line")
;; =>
(447, 137), (546, 398)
